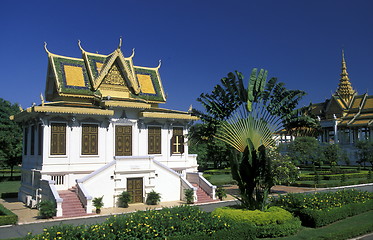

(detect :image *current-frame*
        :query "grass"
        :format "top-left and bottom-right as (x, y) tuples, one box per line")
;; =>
(266, 210), (373, 240)
(0, 181), (20, 195)
(203, 174), (235, 186)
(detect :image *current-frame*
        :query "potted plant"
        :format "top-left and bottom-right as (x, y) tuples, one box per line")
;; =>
(216, 187), (227, 201)
(146, 190), (161, 205)
(118, 191), (131, 208)
(184, 189), (194, 204)
(93, 196), (104, 214)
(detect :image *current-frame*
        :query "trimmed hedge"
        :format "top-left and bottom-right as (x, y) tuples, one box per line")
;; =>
(298, 199), (373, 227)
(0, 204), (18, 226)
(212, 206), (301, 238)
(1, 192), (18, 199)
(299, 172), (368, 181)
(168, 222), (257, 240)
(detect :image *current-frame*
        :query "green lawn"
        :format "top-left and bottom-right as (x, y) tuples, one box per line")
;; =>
(203, 174), (235, 186)
(270, 210), (373, 240)
(0, 180), (20, 195)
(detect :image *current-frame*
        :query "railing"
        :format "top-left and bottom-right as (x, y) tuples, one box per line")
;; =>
(40, 179), (63, 217)
(76, 182), (93, 214)
(186, 172), (216, 200)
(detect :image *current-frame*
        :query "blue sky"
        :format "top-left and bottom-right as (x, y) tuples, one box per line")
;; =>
(1, 0), (372, 112)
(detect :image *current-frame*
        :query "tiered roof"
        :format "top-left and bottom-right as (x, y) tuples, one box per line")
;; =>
(311, 51), (372, 127)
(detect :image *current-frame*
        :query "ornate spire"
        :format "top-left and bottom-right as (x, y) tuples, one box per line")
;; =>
(336, 50), (355, 104)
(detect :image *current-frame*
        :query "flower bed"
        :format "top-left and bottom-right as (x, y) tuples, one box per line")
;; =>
(26, 206), (234, 239)
(272, 189), (373, 227)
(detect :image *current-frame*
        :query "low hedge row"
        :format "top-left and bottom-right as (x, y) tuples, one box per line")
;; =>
(0, 204), (18, 226)
(212, 206), (301, 238)
(299, 172), (368, 181)
(1, 192), (18, 199)
(291, 178), (373, 188)
(297, 199), (373, 228)
(169, 222), (257, 240)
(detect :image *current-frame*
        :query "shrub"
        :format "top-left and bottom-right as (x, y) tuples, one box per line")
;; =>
(38, 200), (56, 219)
(298, 199), (373, 227)
(0, 192), (18, 199)
(146, 190), (161, 205)
(216, 187), (227, 201)
(118, 191), (131, 208)
(212, 206), (301, 237)
(27, 205), (232, 239)
(0, 204), (18, 225)
(184, 189), (194, 204)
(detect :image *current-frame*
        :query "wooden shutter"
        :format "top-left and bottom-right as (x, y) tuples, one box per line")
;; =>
(148, 127), (161, 154)
(115, 126), (132, 156)
(82, 124), (98, 155)
(171, 127), (184, 154)
(51, 123), (66, 155)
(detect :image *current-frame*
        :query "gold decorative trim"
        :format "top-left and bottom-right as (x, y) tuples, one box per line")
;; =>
(33, 106), (114, 115)
(102, 101), (151, 109)
(139, 112), (198, 120)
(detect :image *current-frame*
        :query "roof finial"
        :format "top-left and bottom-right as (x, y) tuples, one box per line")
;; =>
(118, 36), (122, 49)
(336, 49), (356, 104)
(157, 60), (162, 69)
(44, 42), (51, 54)
(129, 48), (135, 58)
(40, 93), (45, 106)
(78, 40), (85, 52)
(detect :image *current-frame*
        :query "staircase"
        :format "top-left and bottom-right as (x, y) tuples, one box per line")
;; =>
(192, 184), (217, 204)
(58, 187), (90, 218)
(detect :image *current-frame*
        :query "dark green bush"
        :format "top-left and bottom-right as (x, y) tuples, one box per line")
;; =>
(168, 222), (257, 240)
(118, 191), (131, 208)
(26, 205), (232, 239)
(256, 217), (301, 238)
(298, 199), (373, 227)
(0, 204), (18, 225)
(146, 190), (161, 205)
(184, 189), (194, 204)
(0, 192), (18, 199)
(38, 200), (56, 219)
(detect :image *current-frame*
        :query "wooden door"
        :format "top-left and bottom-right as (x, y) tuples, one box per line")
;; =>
(115, 126), (132, 156)
(127, 178), (143, 203)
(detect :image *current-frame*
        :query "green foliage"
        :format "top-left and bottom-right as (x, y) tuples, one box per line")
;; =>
(118, 191), (131, 208)
(0, 98), (22, 177)
(287, 137), (324, 165)
(92, 196), (104, 209)
(268, 149), (299, 185)
(27, 205), (231, 239)
(0, 203), (18, 225)
(355, 140), (373, 169)
(212, 206), (301, 238)
(146, 190), (161, 205)
(297, 200), (373, 228)
(272, 189), (373, 212)
(184, 189), (194, 204)
(216, 187), (227, 201)
(38, 200), (56, 219)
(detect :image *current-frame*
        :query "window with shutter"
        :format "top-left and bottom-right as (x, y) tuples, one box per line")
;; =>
(148, 126), (161, 154)
(81, 124), (98, 155)
(171, 127), (184, 154)
(115, 125), (132, 156)
(50, 123), (66, 155)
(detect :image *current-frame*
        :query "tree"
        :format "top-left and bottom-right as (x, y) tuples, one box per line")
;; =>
(0, 98), (22, 178)
(268, 149), (299, 186)
(287, 137), (324, 166)
(355, 141), (373, 169)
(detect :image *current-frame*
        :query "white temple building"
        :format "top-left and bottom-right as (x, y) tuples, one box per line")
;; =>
(12, 40), (216, 217)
